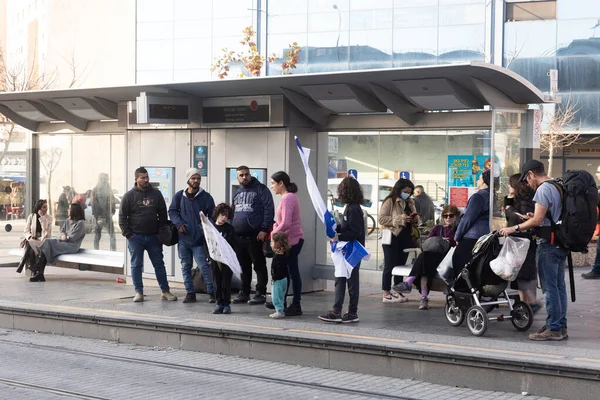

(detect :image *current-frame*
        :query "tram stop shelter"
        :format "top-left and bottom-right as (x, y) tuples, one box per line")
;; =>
(0, 62), (553, 290)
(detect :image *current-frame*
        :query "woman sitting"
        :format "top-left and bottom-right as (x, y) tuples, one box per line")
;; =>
(393, 205), (459, 310)
(17, 199), (53, 274)
(30, 203), (86, 282)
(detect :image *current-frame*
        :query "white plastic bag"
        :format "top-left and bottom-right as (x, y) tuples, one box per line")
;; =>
(436, 246), (456, 284)
(381, 229), (392, 245)
(489, 236), (530, 281)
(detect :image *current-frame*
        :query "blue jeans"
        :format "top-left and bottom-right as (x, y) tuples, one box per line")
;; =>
(590, 238), (600, 274)
(536, 241), (568, 332)
(178, 241), (213, 294)
(128, 233), (170, 294)
(272, 278), (288, 313)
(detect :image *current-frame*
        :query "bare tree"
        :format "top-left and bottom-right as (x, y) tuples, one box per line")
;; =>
(40, 147), (63, 216)
(211, 26), (300, 79)
(541, 96), (596, 176)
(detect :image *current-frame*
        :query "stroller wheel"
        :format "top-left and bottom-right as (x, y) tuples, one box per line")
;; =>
(511, 301), (534, 331)
(444, 296), (465, 327)
(466, 305), (488, 336)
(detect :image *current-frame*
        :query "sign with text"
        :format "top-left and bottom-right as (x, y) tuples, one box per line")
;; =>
(448, 155), (490, 188)
(449, 186), (479, 209)
(193, 146), (208, 176)
(203, 97), (270, 125)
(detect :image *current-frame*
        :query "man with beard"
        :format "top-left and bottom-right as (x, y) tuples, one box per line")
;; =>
(119, 167), (177, 303)
(91, 173), (117, 251)
(232, 166), (274, 305)
(169, 168), (216, 303)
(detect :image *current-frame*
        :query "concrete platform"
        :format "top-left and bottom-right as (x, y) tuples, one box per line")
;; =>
(0, 266), (598, 400)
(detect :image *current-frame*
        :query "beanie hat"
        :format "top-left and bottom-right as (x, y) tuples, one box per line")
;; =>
(185, 168), (202, 182)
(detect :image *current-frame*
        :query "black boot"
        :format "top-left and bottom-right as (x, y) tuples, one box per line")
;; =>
(30, 253), (47, 282)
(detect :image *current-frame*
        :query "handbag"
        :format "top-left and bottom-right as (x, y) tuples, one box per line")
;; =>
(421, 227), (450, 254)
(381, 229), (392, 245)
(158, 220), (179, 246)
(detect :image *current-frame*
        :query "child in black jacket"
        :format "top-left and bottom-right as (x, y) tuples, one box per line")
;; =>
(211, 203), (236, 314)
(269, 232), (290, 319)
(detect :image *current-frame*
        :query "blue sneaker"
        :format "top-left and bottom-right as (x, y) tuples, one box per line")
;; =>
(212, 305), (224, 314)
(223, 306), (231, 314)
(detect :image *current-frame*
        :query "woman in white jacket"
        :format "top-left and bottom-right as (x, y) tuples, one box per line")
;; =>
(17, 199), (53, 274)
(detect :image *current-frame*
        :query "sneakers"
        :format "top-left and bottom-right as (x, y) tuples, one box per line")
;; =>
(341, 313), (359, 323)
(161, 291), (178, 301)
(265, 301), (275, 310)
(182, 293), (196, 303)
(133, 292), (144, 303)
(529, 325), (563, 341)
(269, 311), (285, 319)
(581, 270), (600, 279)
(382, 292), (403, 303)
(562, 326), (568, 339)
(285, 304), (303, 316)
(248, 294), (266, 305)
(392, 282), (412, 294)
(419, 297), (429, 310)
(213, 305), (224, 314)
(232, 293), (250, 304)
(208, 292), (216, 304)
(223, 305), (231, 314)
(318, 311), (342, 323)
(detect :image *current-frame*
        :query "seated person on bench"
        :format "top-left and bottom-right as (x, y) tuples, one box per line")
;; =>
(393, 205), (459, 310)
(30, 203), (86, 282)
(17, 199), (53, 274)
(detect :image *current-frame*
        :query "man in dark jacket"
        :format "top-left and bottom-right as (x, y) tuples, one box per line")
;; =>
(169, 168), (216, 304)
(413, 185), (435, 225)
(119, 167), (177, 303)
(232, 165), (274, 305)
(91, 173), (116, 251)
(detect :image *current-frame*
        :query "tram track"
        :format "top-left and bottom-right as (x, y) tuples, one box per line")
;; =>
(0, 338), (417, 400)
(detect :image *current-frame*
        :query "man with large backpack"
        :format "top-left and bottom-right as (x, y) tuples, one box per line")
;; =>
(501, 160), (598, 340)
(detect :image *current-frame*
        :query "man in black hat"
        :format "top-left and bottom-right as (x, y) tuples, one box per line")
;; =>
(500, 160), (567, 341)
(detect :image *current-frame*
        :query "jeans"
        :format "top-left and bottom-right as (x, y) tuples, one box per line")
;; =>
(536, 241), (568, 332)
(591, 237), (600, 274)
(333, 263), (360, 315)
(272, 278), (288, 313)
(211, 260), (233, 306)
(127, 233), (170, 294)
(285, 239), (304, 307)
(94, 217), (116, 251)
(235, 236), (268, 296)
(178, 241), (213, 294)
(382, 232), (411, 290)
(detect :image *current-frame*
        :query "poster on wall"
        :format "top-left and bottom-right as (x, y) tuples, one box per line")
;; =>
(448, 186), (479, 209)
(193, 146), (208, 176)
(447, 155), (491, 188)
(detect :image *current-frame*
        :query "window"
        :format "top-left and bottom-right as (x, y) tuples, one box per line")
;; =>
(505, 1), (556, 22)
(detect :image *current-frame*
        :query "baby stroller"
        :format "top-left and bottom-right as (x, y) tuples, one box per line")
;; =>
(444, 232), (534, 336)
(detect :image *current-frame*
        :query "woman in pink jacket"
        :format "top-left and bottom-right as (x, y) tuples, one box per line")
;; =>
(270, 171), (305, 316)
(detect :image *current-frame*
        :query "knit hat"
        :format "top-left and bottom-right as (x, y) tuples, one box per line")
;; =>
(185, 168), (202, 183)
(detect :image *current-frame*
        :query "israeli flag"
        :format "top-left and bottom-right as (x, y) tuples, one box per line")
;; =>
(295, 136), (370, 278)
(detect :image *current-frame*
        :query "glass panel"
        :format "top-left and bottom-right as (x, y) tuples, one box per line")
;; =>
(268, 0), (308, 15)
(393, 6), (438, 28)
(212, 17), (254, 37)
(266, 33), (308, 75)
(492, 111), (526, 231)
(212, 0), (253, 19)
(504, 21), (557, 59)
(557, 0), (600, 20)
(393, 26), (438, 67)
(137, 22), (174, 41)
(174, 0), (212, 20)
(137, 70), (174, 84)
(308, 0), (350, 13)
(350, 0), (393, 10)
(174, 20), (213, 39)
(137, 0), (174, 22)
(438, 24), (486, 59)
(394, 0), (438, 7)
(37, 135), (126, 254)
(557, 19), (600, 57)
(308, 11), (350, 32)
(306, 32), (349, 72)
(349, 29), (393, 70)
(350, 9), (393, 30)
(137, 40), (174, 71)
(438, 4), (486, 26)
(174, 38), (213, 70)
(267, 14), (308, 34)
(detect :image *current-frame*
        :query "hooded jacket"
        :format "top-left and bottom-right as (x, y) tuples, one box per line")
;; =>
(119, 184), (167, 237)
(168, 188), (215, 247)
(232, 177), (275, 237)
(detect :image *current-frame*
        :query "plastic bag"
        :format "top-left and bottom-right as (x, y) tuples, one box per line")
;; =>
(436, 246), (456, 284)
(489, 236), (530, 281)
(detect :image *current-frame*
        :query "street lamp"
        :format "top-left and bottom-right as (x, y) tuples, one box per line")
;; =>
(333, 4), (342, 62)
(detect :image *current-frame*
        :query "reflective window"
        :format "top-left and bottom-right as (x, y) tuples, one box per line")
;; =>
(212, 17), (254, 38)
(174, 69), (212, 82)
(439, 3), (486, 26)
(307, 32), (349, 72)
(174, 20), (213, 39)
(137, 70), (174, 84)
(212, 0), (253, 19)
(504, 21), (557, 59)
(137, 40), (174, 71)
(137, 22), (174, 41)
(393, 6), (438, 28)
(137, 0), (174, 22)
(393, 26), (437, 66)
(308, 0), (349, 13)
(308, 11), (350, 32)
(557, 0), (600, 20)
(268, 14), (308, 34)
(266, 33), (308, 75)
(350, 0), (393, 10)
(394, 0), (438, 7)
(350, 9), (393, 30)
(269, 0), (308, 15)
(349, 29), (393, 70)
(507, 57), (556, 91)
(557, 19), (600, 57)
(174, 38), (213, 70)
(174, 0), (211, 20)
(438, 24), (486, 56)
(558, 55), (600, 92)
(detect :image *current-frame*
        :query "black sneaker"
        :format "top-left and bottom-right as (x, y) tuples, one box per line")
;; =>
(342, 312), (359, 323)
(265, 301), (275, 310)
(232, 293), (250, 304)
(581, 271), (600, 279)
(212, 305), (224, 314)
(248, 294), (266, 305)
(182, 293), (196, 303)
(285, 304), (303, 316)
(208, 292), (216, 304)
(318, 311), (342, 322)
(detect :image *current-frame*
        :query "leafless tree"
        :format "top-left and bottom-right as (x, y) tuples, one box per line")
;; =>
(40, 147), (63, 216)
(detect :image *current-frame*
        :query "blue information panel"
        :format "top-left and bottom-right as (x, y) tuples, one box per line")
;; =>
(398, 171), (411, 180)
(348, 169), (358, 179)
(193, 146), (208, 176)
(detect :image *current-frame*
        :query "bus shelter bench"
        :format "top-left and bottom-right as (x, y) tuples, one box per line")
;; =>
(9, 248), (124, 275)
(391, 248), (448, 293)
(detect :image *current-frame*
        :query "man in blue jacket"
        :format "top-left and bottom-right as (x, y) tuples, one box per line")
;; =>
(232, 166), (274, 305)
(169, 168), (216, 303)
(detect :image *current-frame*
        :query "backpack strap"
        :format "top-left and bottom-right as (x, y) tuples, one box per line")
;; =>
(540, 180), (564, 245)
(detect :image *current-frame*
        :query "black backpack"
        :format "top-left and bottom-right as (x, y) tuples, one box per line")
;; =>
(544, 170), (598, 253)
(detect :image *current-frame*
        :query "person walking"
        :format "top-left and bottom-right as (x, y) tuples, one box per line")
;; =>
(55, 186), (73, 227)
(91, 173), (117, 251)
(268, 171), (304, 316)
(378, 178), (421, 303)
(500, 160), (567, 341)
(268, 232), (291, 319)
(211, 203), (236, 315)
(169, 168), (216, 304)
(319, 176), (365, 324)
(231, 166), (274, 305)
(120, 167), (177, 303)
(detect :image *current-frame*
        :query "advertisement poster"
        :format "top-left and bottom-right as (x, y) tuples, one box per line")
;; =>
(193, 146), (208, 176)
(447, 155), (491, 188)
(448, 186), (479, 209)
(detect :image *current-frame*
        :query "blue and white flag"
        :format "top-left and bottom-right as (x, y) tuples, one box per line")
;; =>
(294, 136), (370, 278)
